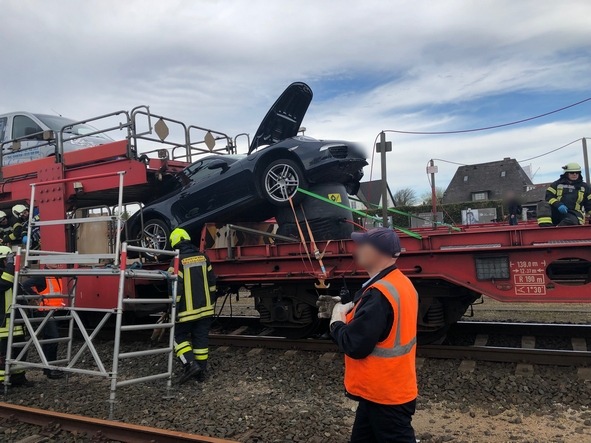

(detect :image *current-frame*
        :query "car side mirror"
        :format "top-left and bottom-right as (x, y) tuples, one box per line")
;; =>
(207, 159), (229, 173)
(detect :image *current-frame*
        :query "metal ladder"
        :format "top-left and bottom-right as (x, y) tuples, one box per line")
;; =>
(4, 171), (179, 419)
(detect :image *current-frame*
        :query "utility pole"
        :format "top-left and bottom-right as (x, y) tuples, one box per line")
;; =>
(583, 138), (590, 184)
(377, 132), (391, 227)
(427, 159), (438, 228)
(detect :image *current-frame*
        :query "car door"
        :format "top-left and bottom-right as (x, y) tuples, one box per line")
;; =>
(171, 157), (253, 228)
(5, 114), (47, 165)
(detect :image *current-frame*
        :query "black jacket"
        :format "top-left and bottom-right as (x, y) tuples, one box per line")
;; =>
(169, 241), (217, 323)
(546, 174), (591, 219)
(330, 265), (396, 359)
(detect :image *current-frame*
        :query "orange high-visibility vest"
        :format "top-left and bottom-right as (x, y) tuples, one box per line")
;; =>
(344, 268), (418, 405)
(39, 277), (66, 308)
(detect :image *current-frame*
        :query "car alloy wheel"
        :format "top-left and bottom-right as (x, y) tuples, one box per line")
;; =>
(264, 162), (300, 203)
(141, 220), (169, 252)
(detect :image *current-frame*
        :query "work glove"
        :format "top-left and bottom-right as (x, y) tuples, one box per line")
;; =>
(316, 295), (341, 319)
(22, 236), (28, 245)
(557, 204), (568, 214)
(330, 301), (354, 326)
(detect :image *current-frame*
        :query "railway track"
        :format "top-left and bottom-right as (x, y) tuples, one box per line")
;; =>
(209, 319), (591, 367)
(0, 402), (236, 443)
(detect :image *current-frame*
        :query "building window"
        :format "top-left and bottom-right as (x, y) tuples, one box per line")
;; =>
(500, 171), (506, 177)
(463, 175), (468, 182)
(472, 192), (488, 201)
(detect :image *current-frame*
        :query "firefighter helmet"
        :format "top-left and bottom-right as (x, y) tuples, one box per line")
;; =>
(562, 162), (582, 173)
(0, 210), (7, 220)
(12, 204), (28, 218)
(0, 246), (12, 259)
(170, 228), (191, 248)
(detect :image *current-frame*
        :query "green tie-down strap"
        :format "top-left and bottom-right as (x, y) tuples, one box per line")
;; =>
(295, 187), (422, 240)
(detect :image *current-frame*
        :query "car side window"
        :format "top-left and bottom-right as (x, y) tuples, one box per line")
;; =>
(184, 159), (224, 183)
(0, 117), (7, 142)
(12, 115), (43, 139)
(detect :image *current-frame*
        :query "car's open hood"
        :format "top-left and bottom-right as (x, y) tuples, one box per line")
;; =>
(248, 82), (313, 154)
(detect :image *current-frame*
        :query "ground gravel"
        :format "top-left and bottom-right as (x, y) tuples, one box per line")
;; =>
(2, 338), (591, 442)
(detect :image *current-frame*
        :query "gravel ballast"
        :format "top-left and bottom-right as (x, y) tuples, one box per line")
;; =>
(3, 339), (591, 443)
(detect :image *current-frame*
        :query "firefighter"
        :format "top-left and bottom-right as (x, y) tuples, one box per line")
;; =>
(0, 211), (11, 244)
(4, 204), (30, 246)
(328, 228), (418, 442)
(21, 275), (65, 379)
(169, 228), (216, 384)
(0, 246), (31, 387)
(538, 162), (591, 226)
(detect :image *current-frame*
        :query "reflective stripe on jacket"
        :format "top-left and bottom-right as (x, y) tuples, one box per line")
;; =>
(344, 268), (418, 405)
(0, 270), (23, 338)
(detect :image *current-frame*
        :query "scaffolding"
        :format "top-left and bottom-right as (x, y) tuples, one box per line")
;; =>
(3, 171), (179, 419)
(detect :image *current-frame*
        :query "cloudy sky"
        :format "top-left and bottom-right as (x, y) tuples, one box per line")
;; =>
(1, 0), (590, 198)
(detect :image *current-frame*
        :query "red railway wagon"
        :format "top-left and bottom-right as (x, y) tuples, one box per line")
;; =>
(200, 221), (591, 340)
(0, 109), (589, 342)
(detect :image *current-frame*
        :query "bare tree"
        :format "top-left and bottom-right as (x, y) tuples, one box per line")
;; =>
(392, 187), (418, 206)
(420, 187), (445, 205)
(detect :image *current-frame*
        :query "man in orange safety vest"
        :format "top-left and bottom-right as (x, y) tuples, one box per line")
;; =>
(329, 227), (418, 442)
(22, 275), (66, 379)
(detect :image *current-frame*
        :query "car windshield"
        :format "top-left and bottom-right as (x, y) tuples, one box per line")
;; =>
(34, 114), (113, 140)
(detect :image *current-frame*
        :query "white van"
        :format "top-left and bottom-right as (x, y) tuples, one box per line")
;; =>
(0, 112), (112, 165)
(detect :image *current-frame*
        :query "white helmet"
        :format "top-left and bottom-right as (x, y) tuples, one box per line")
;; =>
(12, 204), (28, 218)
(0, 211), (6, 219)
(0, 246), (12, 259)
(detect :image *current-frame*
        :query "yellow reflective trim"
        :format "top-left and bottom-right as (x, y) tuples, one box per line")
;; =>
(576, 189), (584, 210)
(178, 308), (215, 322)
(202, 264), (211, 308)
(537, 216), (553, 225)
(547, 187), (557, 195)
(184, 264), (194, 312)
(557, 187), (563, 199)
(1, 272), (14, 283)
(209, 286), (217, 292)
(207, 265), (212, 272)
(193, 348), (208, 354)
(194, 354), (208, 361)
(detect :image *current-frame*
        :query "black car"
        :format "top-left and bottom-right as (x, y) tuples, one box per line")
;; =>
(128, 82), (367, 250)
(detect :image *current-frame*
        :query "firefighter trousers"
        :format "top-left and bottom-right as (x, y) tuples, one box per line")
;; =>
(174, 317), (212, 369)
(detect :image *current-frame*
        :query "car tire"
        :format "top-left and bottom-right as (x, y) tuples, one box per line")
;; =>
(260, 159), (307, 206)
(139, 218), (171, 254)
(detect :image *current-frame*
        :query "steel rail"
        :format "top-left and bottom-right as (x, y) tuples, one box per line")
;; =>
(0, 402), (237, 443)
(209, 333), (591, 367)
(452, 321), (591, 338)
(418, 345), (591, 366)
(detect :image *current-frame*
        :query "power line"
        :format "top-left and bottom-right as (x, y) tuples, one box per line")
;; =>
(380, 97), (591, 135)
(517, 138), (583, 162)
(424, 138), (587, 169)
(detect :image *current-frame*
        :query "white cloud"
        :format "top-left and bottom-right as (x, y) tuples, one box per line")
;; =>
(1, 0), (590, 196)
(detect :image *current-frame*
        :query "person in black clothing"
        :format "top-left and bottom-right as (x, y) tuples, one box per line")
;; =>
(319, 228), (419, 442)
(505, 191), (522, 226)
(4, 204), (29, 246)
(538, 162), (591, 226)
(21, 276), (64, 379)
(169, 228), (217, 384)
(0, 246), (32, 387)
